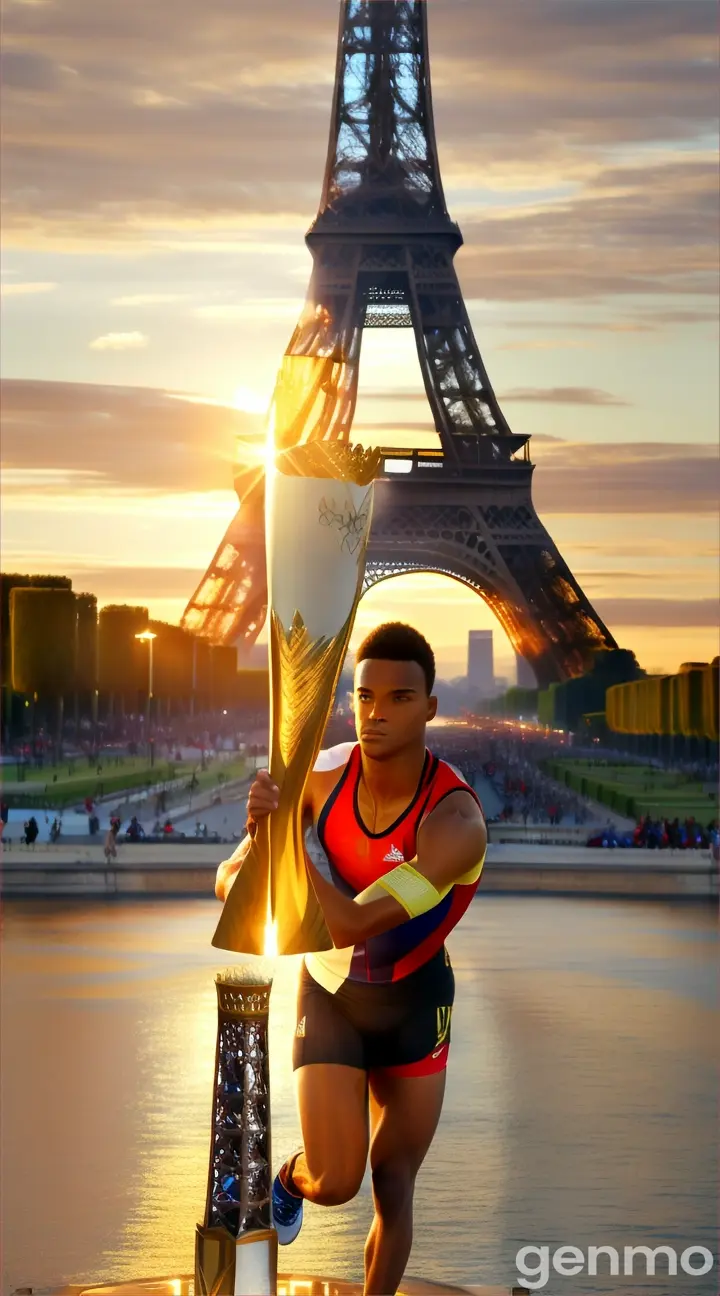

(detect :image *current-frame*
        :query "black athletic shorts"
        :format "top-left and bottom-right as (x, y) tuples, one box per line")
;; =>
(292, 946), (455, 1077)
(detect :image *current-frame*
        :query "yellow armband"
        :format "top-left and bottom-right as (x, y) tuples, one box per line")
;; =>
(354, 860), (447, 919)
(454, 842), (486, 886)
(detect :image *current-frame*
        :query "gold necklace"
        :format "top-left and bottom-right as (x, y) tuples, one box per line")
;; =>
(359, 775), (379, 831)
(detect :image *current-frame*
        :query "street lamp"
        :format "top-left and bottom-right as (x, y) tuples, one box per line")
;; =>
(135, 630), (157, 767)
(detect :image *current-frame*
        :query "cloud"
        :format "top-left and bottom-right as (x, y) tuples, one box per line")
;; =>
(41, 564), (206, 600)
(1, 0), (716, 302)
(193, 297), (303, 322)
(360, 390), (431, 404)
(454, 158), (718, 301)
(4, 553), (711, 633)
(501, 387), (630, 406)
(576, 569), (705, 585)
(0, 379), (258, 492)
(593, 599), (719, 628)
(2, 381), (716, 522)
(111, 293), (190, 306)
(6, 568), (711, 632)
(2, 467), (104, 487)
(132, 88), (185, 109)
(0, 46), (63, 91)
(354, 421), (438, 437)
(89, 331), (148, 350)
(533, 440), (719, 514)
(496, 339), (594, 351)
(503, 309), (718, 333)
(644, 308), (719, 326)
(1, 281), (57, 296)
(571, 538), (719, 560)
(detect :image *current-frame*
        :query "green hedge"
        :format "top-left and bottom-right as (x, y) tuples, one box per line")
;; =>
(539, 758), (718, 822)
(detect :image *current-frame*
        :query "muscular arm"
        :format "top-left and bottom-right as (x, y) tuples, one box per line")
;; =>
(307, 790), (487, 948)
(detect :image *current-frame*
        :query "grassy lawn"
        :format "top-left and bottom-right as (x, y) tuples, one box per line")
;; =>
(541, 759), (718, 823)
(1, 754), (248, 809)
(182, 756), (248, 798)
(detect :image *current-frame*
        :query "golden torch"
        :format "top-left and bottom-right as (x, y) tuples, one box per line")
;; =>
(212, 353), (382, 956)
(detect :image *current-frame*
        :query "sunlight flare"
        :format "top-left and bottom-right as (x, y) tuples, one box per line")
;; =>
(232, 385), (270, 415)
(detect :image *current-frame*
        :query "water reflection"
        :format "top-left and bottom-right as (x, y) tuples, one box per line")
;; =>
(1, 898), (716, 1294)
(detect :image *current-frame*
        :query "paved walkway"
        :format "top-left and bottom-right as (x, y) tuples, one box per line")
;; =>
(473, 772), (505, 820)
(3, 776), (251, 845)
(473, 773), (635, 832)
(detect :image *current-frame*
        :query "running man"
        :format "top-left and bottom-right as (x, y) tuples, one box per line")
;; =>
(215, 622), (487, 1294)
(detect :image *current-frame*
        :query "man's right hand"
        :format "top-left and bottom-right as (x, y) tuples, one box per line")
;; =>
(246, 769), (280, 825)
(215, 770), (279, 901)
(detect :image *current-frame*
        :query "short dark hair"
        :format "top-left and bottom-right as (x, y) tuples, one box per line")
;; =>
(355, 622), (435, 695)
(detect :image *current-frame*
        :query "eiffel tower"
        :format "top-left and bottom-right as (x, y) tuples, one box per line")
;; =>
(183, 0), (616, 686)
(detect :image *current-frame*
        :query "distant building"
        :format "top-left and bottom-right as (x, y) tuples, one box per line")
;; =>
(468, 630), (494, 696)
(515, 652), (537, 688)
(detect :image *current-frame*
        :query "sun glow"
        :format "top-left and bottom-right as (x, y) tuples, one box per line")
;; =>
(232, 385), (270, 415)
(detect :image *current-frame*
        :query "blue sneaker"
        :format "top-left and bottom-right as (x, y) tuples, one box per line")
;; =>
(272, 1153), (304, 1244)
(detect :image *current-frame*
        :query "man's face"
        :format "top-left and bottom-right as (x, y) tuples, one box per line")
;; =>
(353, 657), (437, 759)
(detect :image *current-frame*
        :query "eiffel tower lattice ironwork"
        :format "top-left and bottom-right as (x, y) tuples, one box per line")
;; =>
(183, 0), (616, 686)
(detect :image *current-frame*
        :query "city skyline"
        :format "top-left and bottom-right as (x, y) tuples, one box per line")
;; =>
(2, 0), (718, 678)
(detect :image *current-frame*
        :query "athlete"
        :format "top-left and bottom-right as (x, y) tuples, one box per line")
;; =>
(215, 622), (487, 1294)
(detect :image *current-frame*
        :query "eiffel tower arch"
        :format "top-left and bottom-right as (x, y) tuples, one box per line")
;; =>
(183, 0), (617, 684)
(364, 452), (612, 688)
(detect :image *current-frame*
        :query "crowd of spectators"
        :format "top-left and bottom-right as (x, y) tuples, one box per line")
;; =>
(5, 705), (270, 774)
(426, 722), (719, 851)
(587, 815), (719, 852)
(428, 722), (590, 826)
(484, 758), (591, 826)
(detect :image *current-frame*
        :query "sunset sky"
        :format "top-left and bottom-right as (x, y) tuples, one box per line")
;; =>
(2, 0), (718, 682)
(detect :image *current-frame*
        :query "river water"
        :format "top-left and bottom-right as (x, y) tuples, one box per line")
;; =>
(1, 896), (717, 1295)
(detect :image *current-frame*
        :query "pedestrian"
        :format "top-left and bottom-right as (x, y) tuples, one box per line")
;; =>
(24, 816), (39, 847)
(126, 815), (143, 842)
(104, 819), (120, 861)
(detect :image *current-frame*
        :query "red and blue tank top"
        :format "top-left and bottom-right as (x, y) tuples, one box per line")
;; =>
(305, 744), (485, 992)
